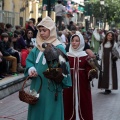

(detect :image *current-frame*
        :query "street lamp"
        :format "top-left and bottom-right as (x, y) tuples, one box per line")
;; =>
(99, 0), (104, 29)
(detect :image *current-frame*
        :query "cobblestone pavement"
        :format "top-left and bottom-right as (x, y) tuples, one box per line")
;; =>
(0, 48), (120, 120)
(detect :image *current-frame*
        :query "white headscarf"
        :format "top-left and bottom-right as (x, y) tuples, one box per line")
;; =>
(93, 28), (100, 41)
(36, 16), (61, 51)
(67, 33), (87, 57)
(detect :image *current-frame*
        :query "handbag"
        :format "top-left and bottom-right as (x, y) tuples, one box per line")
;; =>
(19, 75), (42, 105)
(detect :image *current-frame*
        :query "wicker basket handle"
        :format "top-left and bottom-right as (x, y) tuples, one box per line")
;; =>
(21, 75), (42, 94)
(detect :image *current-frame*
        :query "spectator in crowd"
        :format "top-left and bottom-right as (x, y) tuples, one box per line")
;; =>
(117, 30), (120, 48)
(4, 23), (13, 42)
(28, 18), (38, 38)
(1, 32), (24, 73)
(10, 33), (19, 49)
(99, 29), (105, 44)
(84, 35), (90, 46)
(0, 33), (17, 75)
(25, 29), (33, 46)
(112, 29), (118, 43)
(4, 23), (13, 32)
(21, 44), (33, 67)
(61, 22), (66, 30)
(25, 20), (29, 30)
(25, 16), (71, 120)
(15, 25), (21, 31)
(0, 51), (7, 80)
(19, 29), (34, 67)
(67, 21), (75, 31)
(14, 30), (26, 51)
(55, 0), (66, 30)
(9, 33), (25, 72)
(36, 17), (42, 26)
(98, 31), (118, 94)
(64, 33), (97, 120)
(0, 23), (5, 40)
(60, 29), (69, 48)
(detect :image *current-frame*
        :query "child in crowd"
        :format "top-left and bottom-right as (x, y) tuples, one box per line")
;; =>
(21, 44), (33, 67)
(0, 33), (17, 75)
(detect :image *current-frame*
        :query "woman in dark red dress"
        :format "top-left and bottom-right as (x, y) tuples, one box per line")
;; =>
(63, 33), (97, 120)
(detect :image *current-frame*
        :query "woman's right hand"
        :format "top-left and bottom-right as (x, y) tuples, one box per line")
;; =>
(28, 67), (38, 77)
(29, 70), (38, 77)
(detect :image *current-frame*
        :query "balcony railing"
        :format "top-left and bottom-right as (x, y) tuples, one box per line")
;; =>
(0, 10), (19, 27)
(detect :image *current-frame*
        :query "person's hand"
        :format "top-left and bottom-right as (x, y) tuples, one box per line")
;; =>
(29, 70), (38, 77)
(28, 67), (38, 77)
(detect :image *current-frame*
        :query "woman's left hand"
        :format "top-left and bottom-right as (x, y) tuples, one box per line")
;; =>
(88, 69), (98, 79)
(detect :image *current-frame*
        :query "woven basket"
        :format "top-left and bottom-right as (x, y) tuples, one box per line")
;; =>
(19, 75), (42, 105)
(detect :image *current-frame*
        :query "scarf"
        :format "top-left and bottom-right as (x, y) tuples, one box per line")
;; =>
(36, 16), (61, 51)
(67, 33), (87, 57)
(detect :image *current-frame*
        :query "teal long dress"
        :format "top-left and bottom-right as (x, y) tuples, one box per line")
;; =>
(25, 44), (72, 120)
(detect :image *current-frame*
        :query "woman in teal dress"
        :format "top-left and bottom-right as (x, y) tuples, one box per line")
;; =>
(90, 28), (100, 54)
(24, 16), (72, 120)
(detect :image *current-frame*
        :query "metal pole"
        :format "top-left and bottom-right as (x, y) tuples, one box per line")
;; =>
(48, 0), (51, 17)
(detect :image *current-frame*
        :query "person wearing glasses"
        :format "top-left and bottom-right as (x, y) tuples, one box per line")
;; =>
(25, 29), (33, 46)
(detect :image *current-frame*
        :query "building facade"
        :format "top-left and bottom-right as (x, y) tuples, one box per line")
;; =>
(0, 0), (40, 27)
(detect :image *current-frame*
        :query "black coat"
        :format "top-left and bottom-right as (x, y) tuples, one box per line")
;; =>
(0, 40), (10, 56)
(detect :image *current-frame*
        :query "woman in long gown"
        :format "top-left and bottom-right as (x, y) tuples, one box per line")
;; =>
(98, 31), (118, 94)
(25, 16), (72, 120)
(63, 33), (97, 120)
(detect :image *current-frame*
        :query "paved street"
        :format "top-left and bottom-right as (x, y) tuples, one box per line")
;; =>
(0, 48), (120, 120)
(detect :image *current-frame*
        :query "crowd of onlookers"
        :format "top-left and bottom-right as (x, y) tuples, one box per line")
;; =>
(0, 13), (120, 81)
(0, 17), (43, 80)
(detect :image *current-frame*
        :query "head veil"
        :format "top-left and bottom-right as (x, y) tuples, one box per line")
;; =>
(36, 16), (61, 51)
(67, 33), (87, 57)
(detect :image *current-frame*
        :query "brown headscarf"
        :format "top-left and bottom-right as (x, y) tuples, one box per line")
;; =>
(36, 16), (61, 51)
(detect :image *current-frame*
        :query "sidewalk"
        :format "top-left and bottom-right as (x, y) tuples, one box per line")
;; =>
(0, 48), (120, 120)
(0, 74), (26, 99)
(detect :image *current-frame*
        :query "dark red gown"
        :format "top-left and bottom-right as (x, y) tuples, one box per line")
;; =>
(63, 55), (93, 120)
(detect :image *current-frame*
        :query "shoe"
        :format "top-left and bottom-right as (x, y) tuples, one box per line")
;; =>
(8, 72), (18, 76)
(11, 72), (18, 76)
(104, 90), (111, 95)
